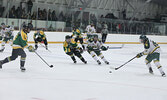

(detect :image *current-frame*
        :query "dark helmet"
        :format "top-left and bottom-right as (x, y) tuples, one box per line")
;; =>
(65, 35), (71, 40)
(139, 35), (148, 43)
(1, 23), (5, 26)
(73, 26), (78, 31)
(23, 25), (30, 30)
(139, 35), (147, 40)
(22, 25), (31, 33)
(1, 23), (6, 28)
(93, 34), (98, 38)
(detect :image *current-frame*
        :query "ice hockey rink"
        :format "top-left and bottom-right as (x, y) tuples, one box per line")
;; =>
(0, 43), (167, 100)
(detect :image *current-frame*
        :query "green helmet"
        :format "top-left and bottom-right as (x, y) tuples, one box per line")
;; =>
(139, 35), (148, 43)
(139, 35), (147, 40)
(22, 25), (31, 33)
(1, 23), (5, 26)
(93, 34), (98, 38)
(65, 35), (71, 40)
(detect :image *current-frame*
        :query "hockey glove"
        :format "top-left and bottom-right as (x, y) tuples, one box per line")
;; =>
(28, 45), (35, 52)
(136, 52), (144, 58)
(0, 36), (2, 40)
(101, 46), (108, 51)
(78, 47), (83, 54)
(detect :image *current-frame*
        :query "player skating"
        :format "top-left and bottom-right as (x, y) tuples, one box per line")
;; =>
(85, 23), (96, 39)
(136, 35), (166, 77)
(63, 35), (87, 64)
(0, 25), (35, 71)
(87, 34), (109, 65)
(71, 27), (85, 50)
(34, 29), (48, 50)
(0, 23), (14, 52)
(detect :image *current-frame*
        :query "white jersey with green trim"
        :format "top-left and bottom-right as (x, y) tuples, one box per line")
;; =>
(0, 26), (14, 38)
(143, 39), (160, 55)
(87, 40), (102, 50)
(86, 25), (96, 34)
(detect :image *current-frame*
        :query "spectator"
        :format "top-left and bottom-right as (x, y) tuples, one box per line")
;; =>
(16, 7), (21, 18)
(21, 8), (27, 19)
(122, 9), (126, 20)
(52, 10), (57, 21)
(43, 9), (47, 20)
(11, 21), (15, 30)
(0, 6), (5, 17)
(28, 20), (33, 30)
(48, 24), (54, 31)
(48, 9), (52, 20)
(21, 22), (26, 29)
(59, 11), (64, 21)
(37, 8), (41, 19)
(100, 15), (104, 18)
(96, 21), (102, 33)
(27, 0), (33, 14)
(31, 12), (36, 20)
(9, 7), (16, 18)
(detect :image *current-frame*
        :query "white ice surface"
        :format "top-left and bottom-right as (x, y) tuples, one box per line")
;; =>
(0, 44), (167, 100)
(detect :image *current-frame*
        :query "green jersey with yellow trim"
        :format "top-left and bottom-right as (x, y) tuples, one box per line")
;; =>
(72, 29), (82, 38)
(34, 31), (46, 40)
(12, 30), (28, 49)
(63, 40), (78, 53)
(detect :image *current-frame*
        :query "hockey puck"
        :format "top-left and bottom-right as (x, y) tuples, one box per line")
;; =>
(109, 71), (112, 73)
(50, 65), (54, 68)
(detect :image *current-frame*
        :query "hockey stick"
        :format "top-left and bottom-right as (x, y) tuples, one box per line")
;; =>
(108, 44), (124, 49)
(115, 56), (136, 70)
(34, 51), (53, 68)
(39, 43), (52, 52)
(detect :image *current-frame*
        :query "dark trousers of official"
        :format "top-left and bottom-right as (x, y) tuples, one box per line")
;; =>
(35, 37), (48, 46)
(2, 48), (26, 67)
(102, 34), (108, 43)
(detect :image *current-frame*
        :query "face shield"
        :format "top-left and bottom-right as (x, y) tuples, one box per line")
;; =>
(1, 25), (6, 29)
(94, 36), (98, 41)
(139, 39), (144, 43)
(66, 38), (71, 43)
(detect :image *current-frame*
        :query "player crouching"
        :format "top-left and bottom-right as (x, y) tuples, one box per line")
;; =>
(87, 34), (109, 65)
(136, 35), (166, 77)
(34, 29), (48, 50)
(63, 35), (87, 64)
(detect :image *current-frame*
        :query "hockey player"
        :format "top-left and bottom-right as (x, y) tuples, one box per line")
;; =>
(85, 23), (96, 39)
(0, 23), (14, 52)
(71, 27), (85, 50)
(0, 25), (34, 71)
(136, 35), (166, 77)
(63, 35), (87, 64)
(87, 34), (109, 65)
(34, 29), (48, 50)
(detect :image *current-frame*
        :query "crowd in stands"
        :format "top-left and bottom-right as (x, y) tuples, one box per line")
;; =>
(0, 0), (164, 35)
(0, 6), (5, 17)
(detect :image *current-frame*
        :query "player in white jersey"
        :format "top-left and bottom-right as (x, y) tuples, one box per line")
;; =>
(0, 23), (14, 52)
(85, 23), (96, 39)
(136, 35), (166, 77)
(87, 34), (109, 65)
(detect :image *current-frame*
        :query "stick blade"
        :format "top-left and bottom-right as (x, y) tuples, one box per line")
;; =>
(50, 65), (54, 68)
(115, 68), (119, 70)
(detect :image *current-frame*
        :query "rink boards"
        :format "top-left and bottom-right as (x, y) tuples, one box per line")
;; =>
(1, 31), (167, 44)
